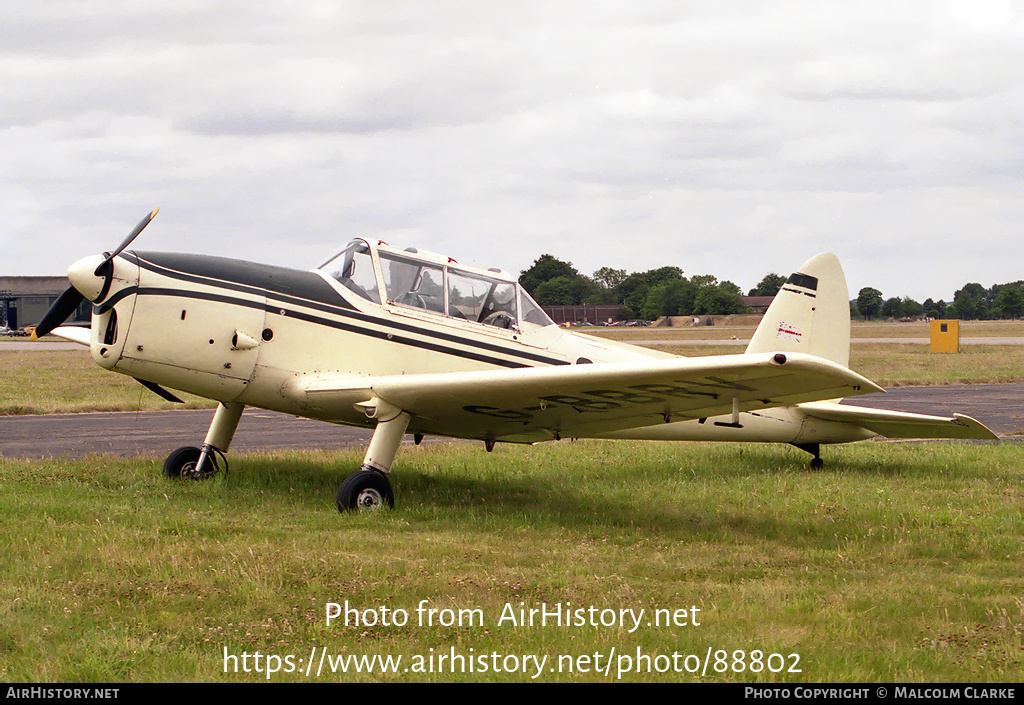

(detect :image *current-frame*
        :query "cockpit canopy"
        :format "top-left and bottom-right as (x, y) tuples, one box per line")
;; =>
(320, 239), (555, 331)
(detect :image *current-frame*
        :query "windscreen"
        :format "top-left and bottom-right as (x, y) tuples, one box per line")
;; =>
(518, 288), (554, 330)
(321, 240), (381, 304)
(322, 241), (555, 331)
(378, 251), (445, 314)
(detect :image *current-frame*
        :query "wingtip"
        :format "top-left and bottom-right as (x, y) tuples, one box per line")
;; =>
(953, 413), (1000, 440)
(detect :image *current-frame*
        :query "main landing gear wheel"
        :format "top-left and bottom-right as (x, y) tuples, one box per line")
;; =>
(337, 468), (394, 513)
(163, 446), (220, 479)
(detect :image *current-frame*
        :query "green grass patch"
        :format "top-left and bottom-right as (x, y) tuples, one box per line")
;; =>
(0, 351), (213, 415)
(1, 440), (1021, 682)
(4, 339), (1023, 417)
(851, 345), (1024, 387)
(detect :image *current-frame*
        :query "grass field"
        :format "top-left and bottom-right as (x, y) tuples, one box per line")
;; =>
(1, 440), (1022, 682)
(1, 327), (1022, 682)
(588, 319), (1024, 342)
(3, 320), (1024, 415)
(0, 350), (213, 415)
(586, 319), (1024, 387)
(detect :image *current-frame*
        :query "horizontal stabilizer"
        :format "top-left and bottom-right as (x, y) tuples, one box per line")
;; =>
(799, 401), (998, 440)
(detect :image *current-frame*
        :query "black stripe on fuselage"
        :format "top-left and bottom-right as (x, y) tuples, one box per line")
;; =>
(111, 252), (570, 368)
(102, 286), (536, 369)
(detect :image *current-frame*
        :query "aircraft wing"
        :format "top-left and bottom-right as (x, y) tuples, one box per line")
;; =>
(294, 352), (883, 443)
(799, 401), (997, 440)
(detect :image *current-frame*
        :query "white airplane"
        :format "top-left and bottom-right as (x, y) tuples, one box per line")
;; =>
(35, 210), (997, 511)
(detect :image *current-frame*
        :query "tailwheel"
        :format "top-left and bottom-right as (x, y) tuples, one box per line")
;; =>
(792, 442), (824, 470)
(164, 445), (221, 479)
(337, 467), (394, 512)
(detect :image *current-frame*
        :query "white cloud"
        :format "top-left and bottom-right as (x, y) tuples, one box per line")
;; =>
(2, 1), (1023, 302)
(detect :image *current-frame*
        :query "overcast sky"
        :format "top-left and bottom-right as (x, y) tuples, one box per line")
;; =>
(3, 1), (1022, 301)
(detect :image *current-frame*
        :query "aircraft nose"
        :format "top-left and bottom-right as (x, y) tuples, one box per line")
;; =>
(67, 254), (109, 302)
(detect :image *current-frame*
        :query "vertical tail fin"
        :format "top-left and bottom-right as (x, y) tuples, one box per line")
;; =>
(746, 252), (851, 368)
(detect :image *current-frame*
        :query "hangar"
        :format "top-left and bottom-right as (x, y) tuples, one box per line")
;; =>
(1, 276), (89, 332)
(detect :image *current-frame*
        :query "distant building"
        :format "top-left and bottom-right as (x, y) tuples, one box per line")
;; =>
(542, 304), (625, 325)
(541, 298), (774, 325)
(742, 296), (775, 314)
(0, 276), (87, 330)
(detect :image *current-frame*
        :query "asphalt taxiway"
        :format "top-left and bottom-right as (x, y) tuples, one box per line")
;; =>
(1, 384), (1020, 460)
(0, 408), (376, 459)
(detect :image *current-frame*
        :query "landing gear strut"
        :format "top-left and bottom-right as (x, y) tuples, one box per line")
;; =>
(164, 402), (244, 480)
(337, 399), (410, 512)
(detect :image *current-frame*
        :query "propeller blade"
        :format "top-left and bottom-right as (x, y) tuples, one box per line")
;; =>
(32, 286), (85, 340)
(94, 207), (160, 276)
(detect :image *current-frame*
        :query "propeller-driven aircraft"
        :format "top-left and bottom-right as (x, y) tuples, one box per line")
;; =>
(34, 210), (997, 512)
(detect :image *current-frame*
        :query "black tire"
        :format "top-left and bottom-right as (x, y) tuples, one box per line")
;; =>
(164, 446), (217, 479)
(337, 469), (394, 512)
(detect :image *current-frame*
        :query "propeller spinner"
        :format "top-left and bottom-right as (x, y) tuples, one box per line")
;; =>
(32, 208), (159, 340)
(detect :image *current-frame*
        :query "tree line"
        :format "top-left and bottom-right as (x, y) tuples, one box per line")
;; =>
(853, 282), (1024, 321)
(518, 254), (763, 320)
(519, 254), (1024, 321)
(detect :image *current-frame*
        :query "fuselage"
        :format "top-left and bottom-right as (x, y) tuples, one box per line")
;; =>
(70, 239), (873, 446)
